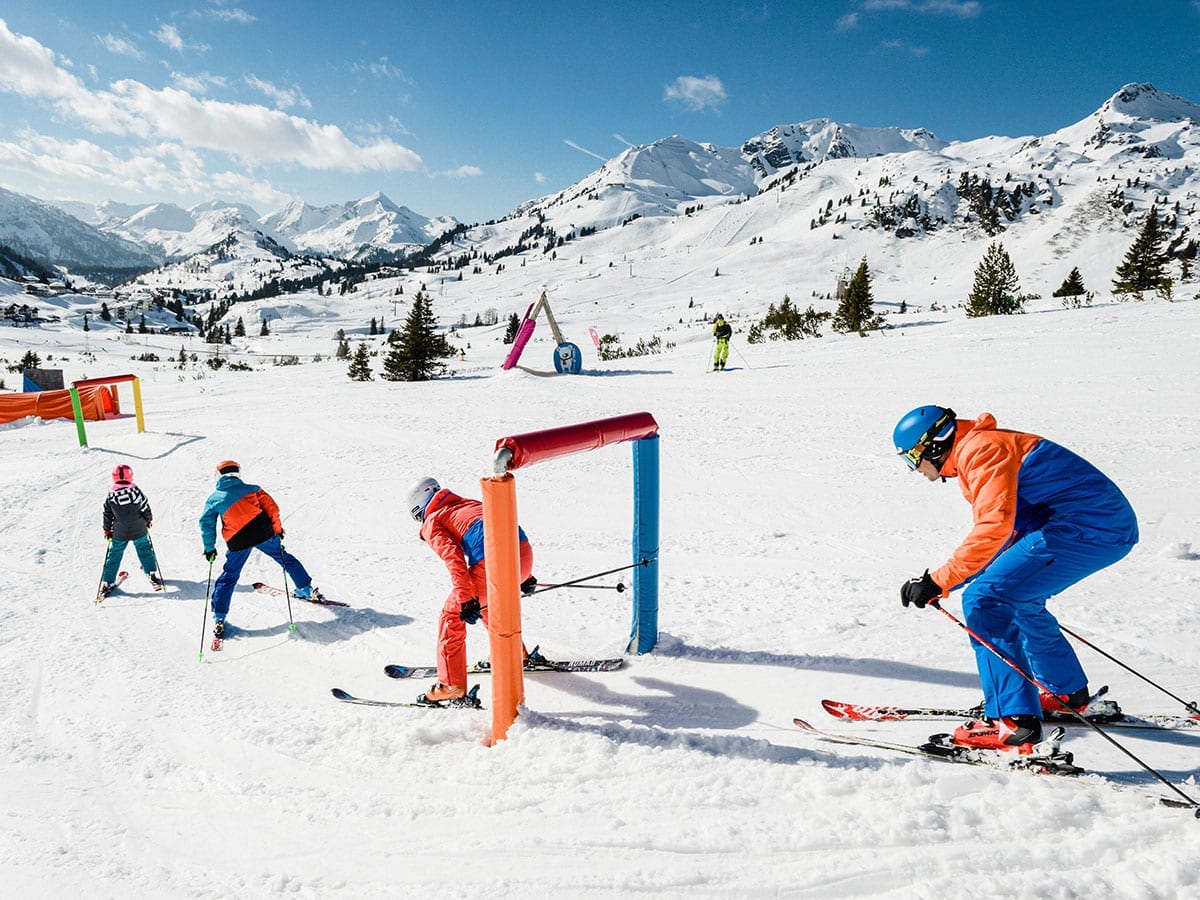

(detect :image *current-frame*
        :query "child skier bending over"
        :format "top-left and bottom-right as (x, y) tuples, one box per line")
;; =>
(406, 476), (535, 705)
(99, 464), (162, 597)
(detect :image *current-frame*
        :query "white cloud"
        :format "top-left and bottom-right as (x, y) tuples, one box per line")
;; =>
(206, 7), (256, 24)
(663, 75), (727, 112)
(563, 139), (606, 162)
(153, 24), (184, 51)
(882, 39), (930, 56)
(152, 23), (209, 53)
(836, 12), (860, 30)
(98, 33), (143, 59)
(246, 75), (311, 110)
(355, 56), (415, 86)
(0, 20), (424, 174)
(441, 165), (483, 178)
(534, 172), (546, 183)
(0, 128), (290, 206)
(170, 71), (227, 94)
(863, 0), (981, 17)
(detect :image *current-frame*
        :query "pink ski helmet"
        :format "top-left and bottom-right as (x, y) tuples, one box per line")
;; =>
(112, 464), (134, 484)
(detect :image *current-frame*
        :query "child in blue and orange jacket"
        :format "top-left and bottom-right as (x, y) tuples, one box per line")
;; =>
(199, 460), (314, 636)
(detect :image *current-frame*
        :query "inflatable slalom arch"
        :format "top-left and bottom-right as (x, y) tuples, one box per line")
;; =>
(0, 373), (146, 446)
(481, 411), (660, 743)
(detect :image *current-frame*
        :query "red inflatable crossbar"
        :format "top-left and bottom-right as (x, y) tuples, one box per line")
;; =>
(72, 374), (137, 389)
(494, 411), (659, 472)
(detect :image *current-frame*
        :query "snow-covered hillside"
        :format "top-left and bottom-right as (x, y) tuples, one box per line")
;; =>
(2, 271), (1199, 895)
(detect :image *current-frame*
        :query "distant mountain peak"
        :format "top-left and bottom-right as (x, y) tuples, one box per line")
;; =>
(1102, 83), (1200, 122)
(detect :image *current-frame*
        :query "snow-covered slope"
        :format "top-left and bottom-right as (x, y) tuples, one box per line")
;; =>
(1, 276), (1199, 896)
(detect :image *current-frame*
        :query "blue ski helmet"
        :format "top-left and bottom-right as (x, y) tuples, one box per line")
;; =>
(893, 406), (957, 470)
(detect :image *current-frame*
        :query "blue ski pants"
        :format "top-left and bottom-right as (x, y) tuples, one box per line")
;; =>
(961, 530), (1133, 719)
(211, 535), (311, 619)
(102, 534), (158, 584)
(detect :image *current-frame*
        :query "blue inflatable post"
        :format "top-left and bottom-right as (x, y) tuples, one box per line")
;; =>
(629, 434), (660, 653)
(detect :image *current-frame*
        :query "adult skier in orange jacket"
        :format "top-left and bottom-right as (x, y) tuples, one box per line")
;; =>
(894, 407), (1138, 755)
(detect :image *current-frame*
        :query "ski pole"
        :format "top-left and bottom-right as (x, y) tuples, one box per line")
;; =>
(706, 338), (716, 372)
(95, 539), (112, 603)
(929, 601), (1200, 811)
(278, 538), (295, 632)
(145, 529), (164, 586)
(527, 558), (654, 596)
(1060, 624), (1200, 716)
(199, 558), (213, 662)
(729, 339), (753, 370)
(533, 581), (626, 592)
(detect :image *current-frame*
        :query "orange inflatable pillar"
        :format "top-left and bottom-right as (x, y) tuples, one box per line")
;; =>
(481, 473), (524, 743)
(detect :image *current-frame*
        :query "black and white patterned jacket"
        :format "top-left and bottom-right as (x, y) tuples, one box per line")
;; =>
(103, 484), (153, 541)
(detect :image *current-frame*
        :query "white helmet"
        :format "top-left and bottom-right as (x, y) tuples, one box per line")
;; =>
(406, 476), (440, 522)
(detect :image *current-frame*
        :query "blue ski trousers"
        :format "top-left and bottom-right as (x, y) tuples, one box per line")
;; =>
(211, 535), (311, 619)
(961, 530), (1132, 719)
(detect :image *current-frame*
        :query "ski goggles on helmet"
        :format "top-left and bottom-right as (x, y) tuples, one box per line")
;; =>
(898, 409), (956, 470)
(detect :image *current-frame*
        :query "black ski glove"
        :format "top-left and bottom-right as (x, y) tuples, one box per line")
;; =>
(901, 570), (941, 609)
(459, 598), (482, 624)
(204, 549), (218, 563)
(520, 575), (538, 596)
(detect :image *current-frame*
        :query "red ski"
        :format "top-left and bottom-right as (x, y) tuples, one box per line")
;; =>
(94, 570), (129, 603)
(251, 582), (348, 607)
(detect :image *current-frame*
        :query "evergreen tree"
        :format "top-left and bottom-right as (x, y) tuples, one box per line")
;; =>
(503, 312), (521, 344)
(83, 313), (89, 332)
(369, 317), (378, 336)
(1113, 206), (1170, 298)
(100, 301), (112, 322)
(830, 256), (888, 336)
(336, 338), (351, 360)
(966, 241), (1024, 317)
(235, 316), (246, 337)
(138, 312), (148, 334)
(347, 343), (373, 381)
(1053, 266), (1086, 297)
(260, 318), (270, 336)
(178, 344), (188, 369)
(831, 257), (884, 334)
(381, 290), (453, 382)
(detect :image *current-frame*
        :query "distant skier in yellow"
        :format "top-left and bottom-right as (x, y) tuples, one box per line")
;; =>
(712, 313), (732, 371)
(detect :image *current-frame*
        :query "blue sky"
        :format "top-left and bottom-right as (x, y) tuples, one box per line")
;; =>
(1, 1), (1199, 224)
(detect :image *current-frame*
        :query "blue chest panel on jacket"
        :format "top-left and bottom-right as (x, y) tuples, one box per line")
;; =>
(461, 519), (528, 567)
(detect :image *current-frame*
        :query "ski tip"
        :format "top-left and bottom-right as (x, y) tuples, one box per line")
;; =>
(331, 688), (353, 700)
(793, 717), (817, 731)
(251, 582), (266, 589)
(820, 699), (852, 719)
(383, 665), (412, 679)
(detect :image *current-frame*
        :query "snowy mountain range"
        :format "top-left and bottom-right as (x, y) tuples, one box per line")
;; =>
(5, 82), (1199, 301)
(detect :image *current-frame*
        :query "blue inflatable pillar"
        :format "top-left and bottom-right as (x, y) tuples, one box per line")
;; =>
(629, 434), (660, 653)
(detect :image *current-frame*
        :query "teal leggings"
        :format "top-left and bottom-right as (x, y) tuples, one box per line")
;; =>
(103, 534), (158, 583)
